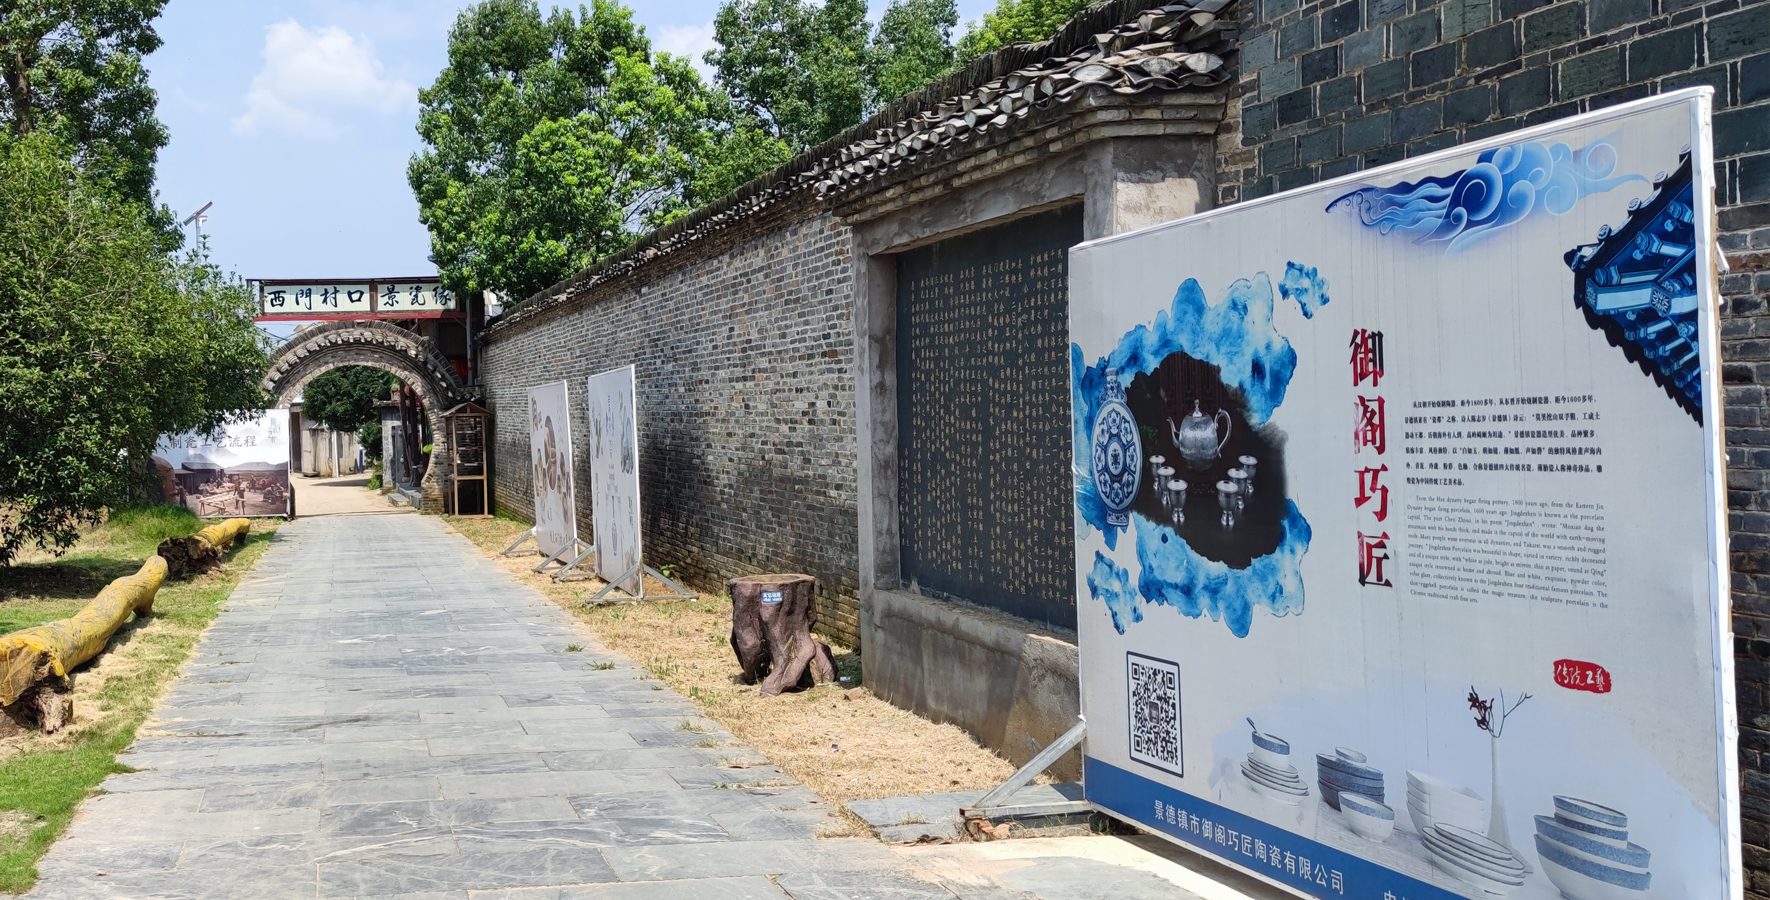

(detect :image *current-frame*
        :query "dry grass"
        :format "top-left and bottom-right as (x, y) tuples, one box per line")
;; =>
(446, 516), (1034, 826)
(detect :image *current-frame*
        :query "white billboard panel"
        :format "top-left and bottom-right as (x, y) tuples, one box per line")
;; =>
(586, 365), (642, 595)
(153, 410), (291, 517)
(1070, 91), (1735, 900)
(527, 381), (578, 558)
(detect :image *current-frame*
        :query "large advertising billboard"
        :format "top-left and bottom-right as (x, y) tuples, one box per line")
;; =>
(585, 365), (643, 595)
(528, 381), (579, 558)
(153, 411), (291, 517)
(1069, 91), (1735, 899)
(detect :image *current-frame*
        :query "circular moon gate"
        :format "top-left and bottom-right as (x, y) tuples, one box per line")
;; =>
(261, 321), (469, 512)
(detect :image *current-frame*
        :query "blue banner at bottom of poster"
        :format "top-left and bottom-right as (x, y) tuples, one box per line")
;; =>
(1085, 757), (1467, 900)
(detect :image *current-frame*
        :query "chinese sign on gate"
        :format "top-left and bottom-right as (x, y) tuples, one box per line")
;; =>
(1068, 91), (1737, 900)
(256, 278), (458, 320)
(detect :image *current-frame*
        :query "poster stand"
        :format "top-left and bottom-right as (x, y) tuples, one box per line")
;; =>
(499, 526), (538, 556)
(497, 526), (623, 585)
(543, 540), (597, 580)
(576, 562), (695, 603)
(959, 719), (1091, 826)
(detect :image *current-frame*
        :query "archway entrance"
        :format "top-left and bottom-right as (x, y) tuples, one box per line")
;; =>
(261, 321), (469, 512)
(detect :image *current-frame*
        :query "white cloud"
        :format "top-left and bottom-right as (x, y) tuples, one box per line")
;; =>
(232, 20), (415, 139)
(653, 22), (717, 80)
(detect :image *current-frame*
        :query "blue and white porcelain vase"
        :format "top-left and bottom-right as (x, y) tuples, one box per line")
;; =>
(1091, 367), (1142, 527)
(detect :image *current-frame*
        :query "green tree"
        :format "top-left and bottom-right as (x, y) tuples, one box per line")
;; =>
(301, 366), (390, 435)
(302, 366), (390, 460)
(0, 0), (175, 232)
(410, 0), (744, 303)
(0, 135), (270, 564)
(955, 0), (1090, 60)
(684, 90), (792, 205)
(866, 0), (958, 111)
(705, 0), (869, 150)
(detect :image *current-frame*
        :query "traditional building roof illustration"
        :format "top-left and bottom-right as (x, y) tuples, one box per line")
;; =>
(1564, 152), (1702, 421)
(497, 0), (1236, 330)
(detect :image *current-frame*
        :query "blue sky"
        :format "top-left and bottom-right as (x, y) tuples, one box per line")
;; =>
(149, 0), (997, 289)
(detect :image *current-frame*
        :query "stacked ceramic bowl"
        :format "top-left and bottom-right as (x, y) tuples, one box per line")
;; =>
(1406, 770), (1490, 835)
(1338, 792), (1395, 843)
(1422, 822), (1528, 895)
(1240, 723), (1310, 806)
(1533, 796), (1652, 900)
(1316, 747), (1384, 811)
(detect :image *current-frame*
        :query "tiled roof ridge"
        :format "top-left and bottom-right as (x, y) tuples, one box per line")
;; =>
(497, 0), (1237, 328)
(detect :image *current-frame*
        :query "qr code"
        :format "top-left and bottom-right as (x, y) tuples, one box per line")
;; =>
(1127, 653), (1183, 775)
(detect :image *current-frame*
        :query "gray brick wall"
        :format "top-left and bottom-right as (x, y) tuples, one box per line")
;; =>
(1222, 0), (1770, 891)
(479, 211), (862, 644)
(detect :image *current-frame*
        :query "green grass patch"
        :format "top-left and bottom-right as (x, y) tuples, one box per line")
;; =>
(0, 505), (274, 893)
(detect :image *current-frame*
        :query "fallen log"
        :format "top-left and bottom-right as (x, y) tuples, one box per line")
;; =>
(1, 555), (168, 735)
(728, 574), (836, 696)
(156, 517), (251, 579)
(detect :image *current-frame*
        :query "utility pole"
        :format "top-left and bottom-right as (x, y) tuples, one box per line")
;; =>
(180, 200), (213, 253)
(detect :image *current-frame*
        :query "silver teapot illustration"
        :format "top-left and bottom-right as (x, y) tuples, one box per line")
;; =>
(1170, 400), (1232, 469)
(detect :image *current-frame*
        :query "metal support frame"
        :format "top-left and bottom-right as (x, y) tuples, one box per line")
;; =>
(534, 538), (593, 578)
(499, 526), (538, 556)
(961, 718), (1090, 822)
(583, 562), (696, 603)
(547, 542), (598, 581)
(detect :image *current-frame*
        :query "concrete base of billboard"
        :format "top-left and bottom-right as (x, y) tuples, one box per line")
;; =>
(863, 589), (1081, 780)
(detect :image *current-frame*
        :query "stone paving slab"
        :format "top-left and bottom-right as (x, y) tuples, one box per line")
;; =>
(24, 516), (924, 900)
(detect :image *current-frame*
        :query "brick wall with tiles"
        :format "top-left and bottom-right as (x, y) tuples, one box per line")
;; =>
(1220, 0), (1770, 890)
(479, 211), (862, 645)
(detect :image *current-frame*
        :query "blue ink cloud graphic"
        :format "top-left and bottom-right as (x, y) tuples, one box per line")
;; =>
(1279, 262), (1329, 319)
(1326, 139), (1646, 252)
(1090, 552), (1142, 631)
(1088, 500), (1310, 639)
(1075, 268), (1319, 637)
(1130, 506), (1311, 638)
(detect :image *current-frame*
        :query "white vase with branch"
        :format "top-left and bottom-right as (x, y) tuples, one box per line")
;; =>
(1469, 686), (1532, 866)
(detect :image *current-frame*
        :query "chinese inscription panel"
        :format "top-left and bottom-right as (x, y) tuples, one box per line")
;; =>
(896, 205), (1082, 629)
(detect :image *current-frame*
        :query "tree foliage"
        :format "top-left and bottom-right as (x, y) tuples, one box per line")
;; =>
(301, 366), (391, 436)
(0, 0), (175, 236)
(955, 0), (1091, 60)
(0, 135), (270, 564)
(866, 0), (958, 111)
(410, 0), (781, 303)
(705, 0), (869, 150)
(412, 0), (1100, 310)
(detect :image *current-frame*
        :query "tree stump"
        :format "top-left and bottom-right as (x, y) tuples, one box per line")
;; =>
(157, 518), (250, 579)
(728, 574), (835, 696)
(0, 676), (72, 736)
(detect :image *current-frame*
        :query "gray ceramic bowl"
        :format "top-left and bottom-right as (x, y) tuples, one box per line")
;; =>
(1535, 815), (1650, 867)
(1340, 792), (1394, 820)
(1553, 796), (1628, 828)
(1316, 753), (1383, 782)
(1537, 834), (1651, 892)
(1553, 811), (1630, 843)
(1250, 729), (1290, 755)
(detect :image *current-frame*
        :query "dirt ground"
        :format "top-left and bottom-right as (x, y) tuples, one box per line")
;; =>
(292, 473), (407, 517)
(446, 516), (1041, 830)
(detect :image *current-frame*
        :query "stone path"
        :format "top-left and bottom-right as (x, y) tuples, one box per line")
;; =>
(26, 515), (944, 900)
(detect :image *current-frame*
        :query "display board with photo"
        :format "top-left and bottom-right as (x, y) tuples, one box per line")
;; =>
(528, 381), (579, 559)
(586, 365), (642, 595)
(153, 411), (291, 518)
(1069, 91), (1736, 900)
